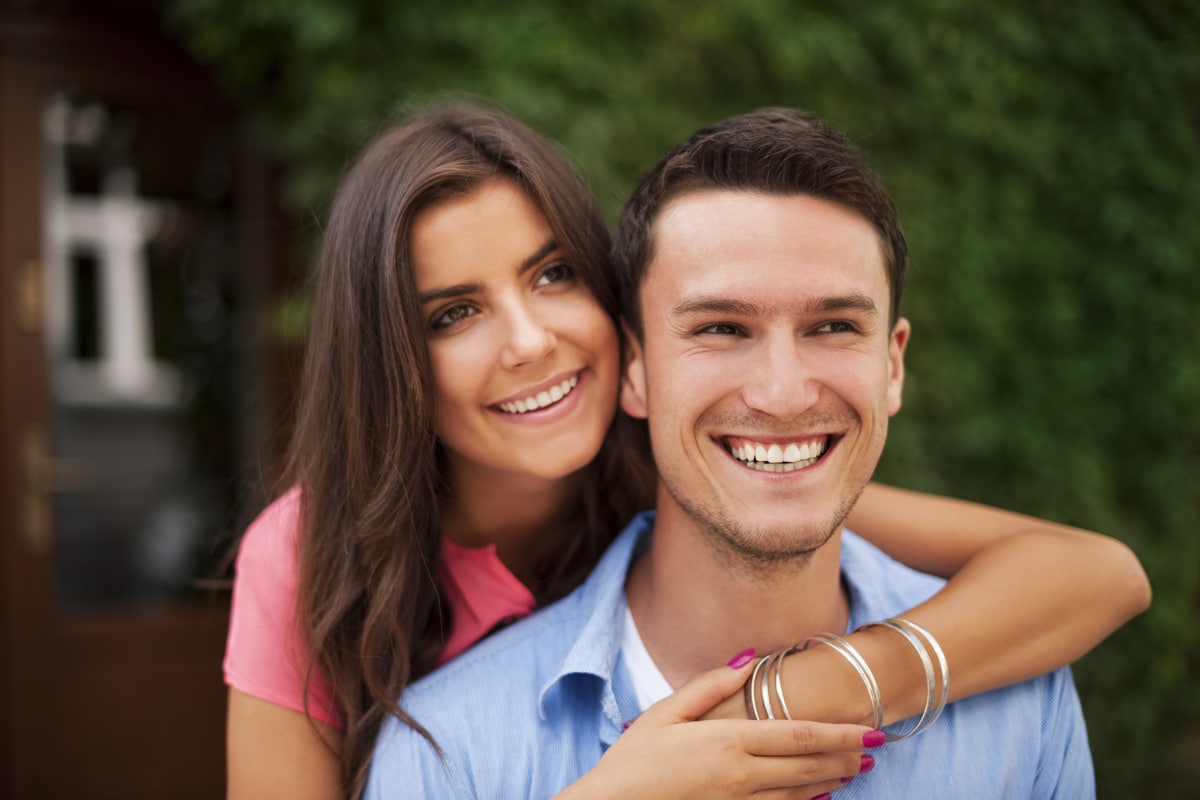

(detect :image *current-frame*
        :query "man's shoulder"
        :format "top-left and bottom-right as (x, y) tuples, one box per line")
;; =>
(368, 605), (585, 796)
(368, 515), (655, 797)
(406, 587), (588, 714)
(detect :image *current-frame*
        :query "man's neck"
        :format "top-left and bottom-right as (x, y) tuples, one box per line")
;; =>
(625, 508), (850, 690)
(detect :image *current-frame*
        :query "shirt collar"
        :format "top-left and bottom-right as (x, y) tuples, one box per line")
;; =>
(536, 511), (655, 741)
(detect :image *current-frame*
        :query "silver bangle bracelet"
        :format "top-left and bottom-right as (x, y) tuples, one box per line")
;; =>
(746, 655), (769, 720)
(800, 633), (884, 731)
(855, 620), (937, 740)
(773, 646), (798, 721)
(888, 617), (949, 726)
(759, 651), (779, 719)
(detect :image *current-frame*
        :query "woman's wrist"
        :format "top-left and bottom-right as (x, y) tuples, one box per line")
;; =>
(704, 626), (936, 727)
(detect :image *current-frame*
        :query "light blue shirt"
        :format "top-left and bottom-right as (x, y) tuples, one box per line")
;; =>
(368, 512), (1095, 799)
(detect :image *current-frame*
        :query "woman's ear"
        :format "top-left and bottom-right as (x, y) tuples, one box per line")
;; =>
(620, 322), (648, 420)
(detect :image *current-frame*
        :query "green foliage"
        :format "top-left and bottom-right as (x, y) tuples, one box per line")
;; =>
(167, 0), (1200, 794)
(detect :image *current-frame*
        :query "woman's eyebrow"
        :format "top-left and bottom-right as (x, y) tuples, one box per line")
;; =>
(419, 239), (559, 305)
(516, 239), (559, 275)
(419, 282), (482, 305)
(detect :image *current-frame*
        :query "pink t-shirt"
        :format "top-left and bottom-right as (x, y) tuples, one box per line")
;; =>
(222, 487), (536, 729)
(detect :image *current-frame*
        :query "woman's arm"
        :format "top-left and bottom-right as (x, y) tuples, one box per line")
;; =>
(224, 491), (348, 800)
(714, 482), (1152, 726)
(227, 690), (342, 800)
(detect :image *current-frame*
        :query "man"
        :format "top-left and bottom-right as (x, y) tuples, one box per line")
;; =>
(367, 108), (1093, 798)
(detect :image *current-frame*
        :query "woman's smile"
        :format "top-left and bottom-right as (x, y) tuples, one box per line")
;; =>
(494, 370), (582, 415)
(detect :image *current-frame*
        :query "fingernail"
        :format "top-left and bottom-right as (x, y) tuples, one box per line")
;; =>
(860, 753), (875, 773)
(811, 794), (832, 800)
(727, 648), (756, 669)
(622, 721), (631, 730)
(862, 729), (886, 747)
(840, 776), (854, 784)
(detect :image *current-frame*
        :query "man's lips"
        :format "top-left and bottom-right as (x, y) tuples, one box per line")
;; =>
(722, 434), (833, 473)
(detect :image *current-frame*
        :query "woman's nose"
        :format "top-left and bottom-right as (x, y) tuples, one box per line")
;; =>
(499, 301), (557, 369)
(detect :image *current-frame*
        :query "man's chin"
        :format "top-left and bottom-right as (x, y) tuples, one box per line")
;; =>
(697, 515), (841, 569)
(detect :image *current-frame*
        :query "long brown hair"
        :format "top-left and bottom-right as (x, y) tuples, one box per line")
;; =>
(283, 101), (654, 797)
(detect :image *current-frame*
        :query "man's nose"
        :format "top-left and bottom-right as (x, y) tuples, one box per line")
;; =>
(740, 335), (819, 420)
(499, 300), (557, 369)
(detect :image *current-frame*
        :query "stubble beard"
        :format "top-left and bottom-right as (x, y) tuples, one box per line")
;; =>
(662, 474), (870, 582)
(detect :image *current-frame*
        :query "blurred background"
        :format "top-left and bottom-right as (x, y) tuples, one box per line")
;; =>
(0, 0), (1195, 797)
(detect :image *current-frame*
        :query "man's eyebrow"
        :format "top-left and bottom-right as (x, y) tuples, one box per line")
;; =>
(670, 297), (764, 317)
(814, 292), (878, 316)
(418, 239), (559, 305)
(670, 291), (879, 318)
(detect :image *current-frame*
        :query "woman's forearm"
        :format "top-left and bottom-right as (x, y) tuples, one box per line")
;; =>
(870, 527), (1149, 716)
(710, 484), (1151, 725)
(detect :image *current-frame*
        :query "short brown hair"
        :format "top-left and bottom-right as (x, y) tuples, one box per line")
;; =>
(614, 107), (908, 337)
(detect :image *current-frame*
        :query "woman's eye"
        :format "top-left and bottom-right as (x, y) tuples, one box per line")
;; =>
(432, 304), (477, 330)
(535, 262), (575, 287)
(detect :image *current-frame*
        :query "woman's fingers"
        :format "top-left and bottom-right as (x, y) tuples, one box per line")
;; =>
(731, 746), (874, 795)
(741, 719), (876, 757)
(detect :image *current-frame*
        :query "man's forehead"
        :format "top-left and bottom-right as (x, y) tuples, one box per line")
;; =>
(649, 190), (884, 268)
(642, 188), (891, 305)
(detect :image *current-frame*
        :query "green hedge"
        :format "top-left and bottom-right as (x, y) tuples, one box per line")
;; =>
(169, 1), (1200, 794)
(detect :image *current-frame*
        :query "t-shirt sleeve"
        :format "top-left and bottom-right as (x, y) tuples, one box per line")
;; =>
(1032, 667), (1096, 799)
(222, 488), (345, 729)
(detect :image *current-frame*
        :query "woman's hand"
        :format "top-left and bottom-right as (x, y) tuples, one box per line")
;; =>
(555, 657), (880, 800)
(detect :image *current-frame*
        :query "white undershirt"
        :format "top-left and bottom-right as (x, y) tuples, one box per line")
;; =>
(621, 604), (675, 712)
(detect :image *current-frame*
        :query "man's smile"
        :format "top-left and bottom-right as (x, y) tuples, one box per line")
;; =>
(721, 434), (835, 473)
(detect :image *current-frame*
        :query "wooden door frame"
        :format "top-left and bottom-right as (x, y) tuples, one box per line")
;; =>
(0, 10), (268, 796)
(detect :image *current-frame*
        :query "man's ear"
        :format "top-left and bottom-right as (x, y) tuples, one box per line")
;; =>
(886, 317), (910, 417)
(620, 321), (649, 420)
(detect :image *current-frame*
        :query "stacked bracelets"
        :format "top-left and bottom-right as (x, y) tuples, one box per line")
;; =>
(742, 617), (949, 742)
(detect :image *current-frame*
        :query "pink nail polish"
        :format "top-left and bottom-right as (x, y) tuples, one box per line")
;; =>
(862, 729), (886, 747)
(727, 648), (756, 669)
(811, 794), (832, 800)
(840, 776), (854, 785)
(860, 753), (875, 773)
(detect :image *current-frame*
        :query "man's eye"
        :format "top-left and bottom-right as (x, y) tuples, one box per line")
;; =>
(535, 262), (575, 287)
(818, 321), (856, 334)
(432, 304), (477, 330)
(698, 323), (742, 336)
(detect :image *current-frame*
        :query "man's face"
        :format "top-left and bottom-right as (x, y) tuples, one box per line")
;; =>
(621, 190), (909, 566)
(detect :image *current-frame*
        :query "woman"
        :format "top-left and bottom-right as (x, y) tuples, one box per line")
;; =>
(224, 101), (1149, 799)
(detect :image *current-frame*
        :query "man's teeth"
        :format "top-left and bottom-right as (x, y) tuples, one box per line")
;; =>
(729, 438), (827, 472)
(499, 375), (580, 414)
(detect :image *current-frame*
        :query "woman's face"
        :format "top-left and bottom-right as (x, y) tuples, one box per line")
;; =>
(411, 178), (620, 484)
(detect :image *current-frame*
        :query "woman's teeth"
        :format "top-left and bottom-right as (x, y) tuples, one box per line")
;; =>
(499, 375), (580, 414)
(729, 437), (827, 473)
